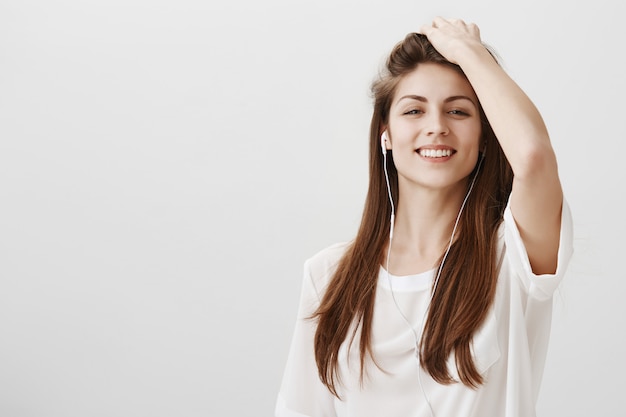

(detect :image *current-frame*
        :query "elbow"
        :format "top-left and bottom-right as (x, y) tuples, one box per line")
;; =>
(511, 140), (558, 181)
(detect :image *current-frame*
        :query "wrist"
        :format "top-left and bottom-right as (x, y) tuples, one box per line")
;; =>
(454, 41), (499, 71)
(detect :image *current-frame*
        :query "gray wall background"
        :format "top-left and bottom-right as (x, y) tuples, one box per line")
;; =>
(1, 0), (623, 416)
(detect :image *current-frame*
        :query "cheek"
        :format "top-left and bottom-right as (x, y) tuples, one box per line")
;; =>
(460, 123), (482, 148)
(388, 126), (416, 149)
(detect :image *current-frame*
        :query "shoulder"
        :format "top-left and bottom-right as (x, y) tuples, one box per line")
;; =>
(304, 241), (351, 294)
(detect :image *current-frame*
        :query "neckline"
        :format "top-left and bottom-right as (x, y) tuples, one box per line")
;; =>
(378, 265), (435, 292)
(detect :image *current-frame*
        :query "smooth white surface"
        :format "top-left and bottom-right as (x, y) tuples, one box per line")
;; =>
(0, 1), (622, 416)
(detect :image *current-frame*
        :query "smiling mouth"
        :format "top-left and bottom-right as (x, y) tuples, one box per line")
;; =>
(417, 148), (455, 158)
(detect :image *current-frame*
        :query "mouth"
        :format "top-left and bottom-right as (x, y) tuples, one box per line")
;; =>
(416, 147), (455, 159)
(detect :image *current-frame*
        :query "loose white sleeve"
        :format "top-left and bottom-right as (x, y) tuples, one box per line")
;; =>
(275, 259), (338, 417)
(503, 198), (574, 301)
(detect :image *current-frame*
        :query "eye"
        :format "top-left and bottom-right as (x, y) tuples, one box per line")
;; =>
(448, 109), (470, 117)
(403, 109), (424, 115)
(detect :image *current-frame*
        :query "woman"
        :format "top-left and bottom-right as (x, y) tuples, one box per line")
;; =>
(276, 17), (573, 417)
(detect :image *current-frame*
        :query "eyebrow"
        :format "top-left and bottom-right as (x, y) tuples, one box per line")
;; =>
(396, 94), (477, 106)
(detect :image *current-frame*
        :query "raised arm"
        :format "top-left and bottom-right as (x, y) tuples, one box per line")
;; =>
(421, 17), (563, 274)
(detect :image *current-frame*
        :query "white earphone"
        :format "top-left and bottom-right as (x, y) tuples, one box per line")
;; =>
(381, 131), (389, 155)
(380, 131), (394, 238)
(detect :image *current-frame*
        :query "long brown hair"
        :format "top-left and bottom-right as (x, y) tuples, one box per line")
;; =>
(312, 33), (513, 397)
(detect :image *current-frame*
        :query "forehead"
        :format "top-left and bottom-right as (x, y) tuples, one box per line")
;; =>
(392, 63), (477, 104)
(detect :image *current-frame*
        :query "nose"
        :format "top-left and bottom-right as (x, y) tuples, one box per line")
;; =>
(425, 112), (449, 136)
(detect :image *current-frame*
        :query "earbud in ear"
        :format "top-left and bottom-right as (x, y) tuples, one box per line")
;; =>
(381, 131), (389, 155)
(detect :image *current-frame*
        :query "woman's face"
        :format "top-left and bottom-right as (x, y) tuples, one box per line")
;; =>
(386, 62), (482, 193)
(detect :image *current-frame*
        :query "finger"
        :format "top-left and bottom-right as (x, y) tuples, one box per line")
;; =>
(467, 22), (481, 36)
(432, 16), (447, 28)
(418, 24), (433, 35)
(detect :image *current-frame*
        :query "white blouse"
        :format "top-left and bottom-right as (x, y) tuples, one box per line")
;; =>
(276, 201), (573, 417)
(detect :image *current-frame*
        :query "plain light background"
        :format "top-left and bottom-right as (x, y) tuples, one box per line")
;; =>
(0, 0), (623, 416)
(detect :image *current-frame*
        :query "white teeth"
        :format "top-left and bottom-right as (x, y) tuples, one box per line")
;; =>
(419, 148), (452, 158)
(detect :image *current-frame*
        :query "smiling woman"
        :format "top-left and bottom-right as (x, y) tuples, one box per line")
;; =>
(275, 17), (573, 417)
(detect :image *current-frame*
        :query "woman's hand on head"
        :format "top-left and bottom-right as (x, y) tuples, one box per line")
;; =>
(419, 17), (484, 64)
